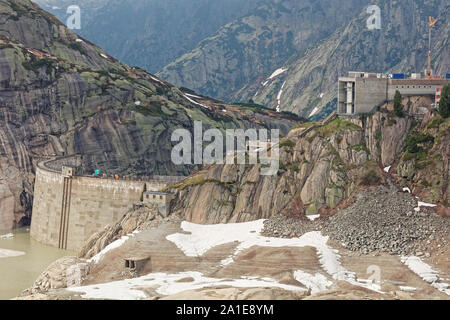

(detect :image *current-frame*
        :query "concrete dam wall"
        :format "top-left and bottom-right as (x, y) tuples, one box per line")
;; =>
(30, 158), (184, 251)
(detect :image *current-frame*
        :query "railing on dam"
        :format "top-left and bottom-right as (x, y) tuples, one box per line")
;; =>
(37, 155), (187, 185)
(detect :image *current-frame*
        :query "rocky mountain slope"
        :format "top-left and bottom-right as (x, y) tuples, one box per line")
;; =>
(33, 0), (261, 73)
(158, 0), (368, 101)
(0, 0), (299, 229)
(158, 0), (449, 119)
(243, 0), (450, 119)
(34, 0), (449, 120)
(169, 97), (449, 224)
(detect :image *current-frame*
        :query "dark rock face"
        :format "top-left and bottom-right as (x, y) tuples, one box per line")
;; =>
(33, 0), (261, 74)
(0, 0), (298, 229)
(158, 0), (367, 103)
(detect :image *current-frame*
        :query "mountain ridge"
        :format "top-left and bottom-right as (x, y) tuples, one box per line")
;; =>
(0, 0), (299, 229)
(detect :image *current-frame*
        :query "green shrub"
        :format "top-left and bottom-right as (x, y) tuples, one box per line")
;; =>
(394, 90), (404, 117)
(407, 133), (434, 153)
(69, 42), (87, 55)
(22, 58), (54, 74)
(438, 84), (449, 118)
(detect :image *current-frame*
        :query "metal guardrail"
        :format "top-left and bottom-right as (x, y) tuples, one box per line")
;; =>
(37, 155), (187, 184)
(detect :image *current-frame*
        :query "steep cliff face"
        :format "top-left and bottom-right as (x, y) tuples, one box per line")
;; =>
(171, 97), (449, 224)
(0, 0), (299, 229)
(243, 0), (450, 119)
(157, 0), (368, 101)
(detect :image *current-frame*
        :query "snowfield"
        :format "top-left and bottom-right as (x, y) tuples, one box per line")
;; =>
(401, 256), (450, 295)
(414, 201), (437, 212)
(309, 107), (319, 118)
(88, 231), (140, 264)
(167, 220), (382, 292)
(268, 68), (287, 80)
(67, 271), (306, 300)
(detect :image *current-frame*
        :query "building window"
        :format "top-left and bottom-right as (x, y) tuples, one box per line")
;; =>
(146, 195), (149, 199)
(153, 195), (156, 199)
(160, 196), (163, 200)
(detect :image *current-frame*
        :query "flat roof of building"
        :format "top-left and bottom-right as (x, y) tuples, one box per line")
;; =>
(389, 79), (450, 85)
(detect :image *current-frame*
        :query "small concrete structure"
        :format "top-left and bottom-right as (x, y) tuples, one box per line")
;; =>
(338, 71), (450, 115)
(61, 165), (76, 177)
(143, 191), (172, 217)
(124, 256), (151, 273)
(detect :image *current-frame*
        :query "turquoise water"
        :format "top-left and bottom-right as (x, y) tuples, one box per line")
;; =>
(0, 228), (73, 300)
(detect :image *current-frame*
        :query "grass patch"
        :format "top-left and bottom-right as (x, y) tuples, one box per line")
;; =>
(427, 116), (444, 129)
(130, 103), (167, 119)
(402, 151), (427, 162)
(316, 118), (362, 137)
(280, 138), (295, 149)
(170, 174), (206, 191)
(292, 121), (317, 130)
(22, 58), (54, 74)
(352, 144), (370, 153)
(69, 42), (87, 55)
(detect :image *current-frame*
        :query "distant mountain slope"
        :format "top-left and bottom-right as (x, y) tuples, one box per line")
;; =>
(33, 0), (449, 120)
(0, 0), (298, 229)
(33, 0), (261, 73)
(157, 0), (368, 101)
(241, 0), (450, 119)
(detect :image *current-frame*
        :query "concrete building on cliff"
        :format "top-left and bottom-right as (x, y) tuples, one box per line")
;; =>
(30, 157), (184, 251)
(337, 71), (450, 115)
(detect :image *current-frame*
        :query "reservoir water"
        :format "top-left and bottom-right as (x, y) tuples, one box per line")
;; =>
(0, 228), (73, 300)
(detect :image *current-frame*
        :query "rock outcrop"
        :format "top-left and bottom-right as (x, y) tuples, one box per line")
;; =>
(21, 256), (90, 296)
(77, 203), (161, 260)
(171, 98), (448, 224)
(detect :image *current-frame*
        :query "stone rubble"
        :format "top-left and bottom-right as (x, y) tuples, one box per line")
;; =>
(262, 184), (450, 256)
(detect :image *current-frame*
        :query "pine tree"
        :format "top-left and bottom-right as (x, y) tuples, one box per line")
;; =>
(394, 90), (404, 117)
(438, 84), (449, 118)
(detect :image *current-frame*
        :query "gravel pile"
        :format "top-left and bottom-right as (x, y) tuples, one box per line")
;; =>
(261, 215), (316, 238)
(262, 183), (450, 256)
